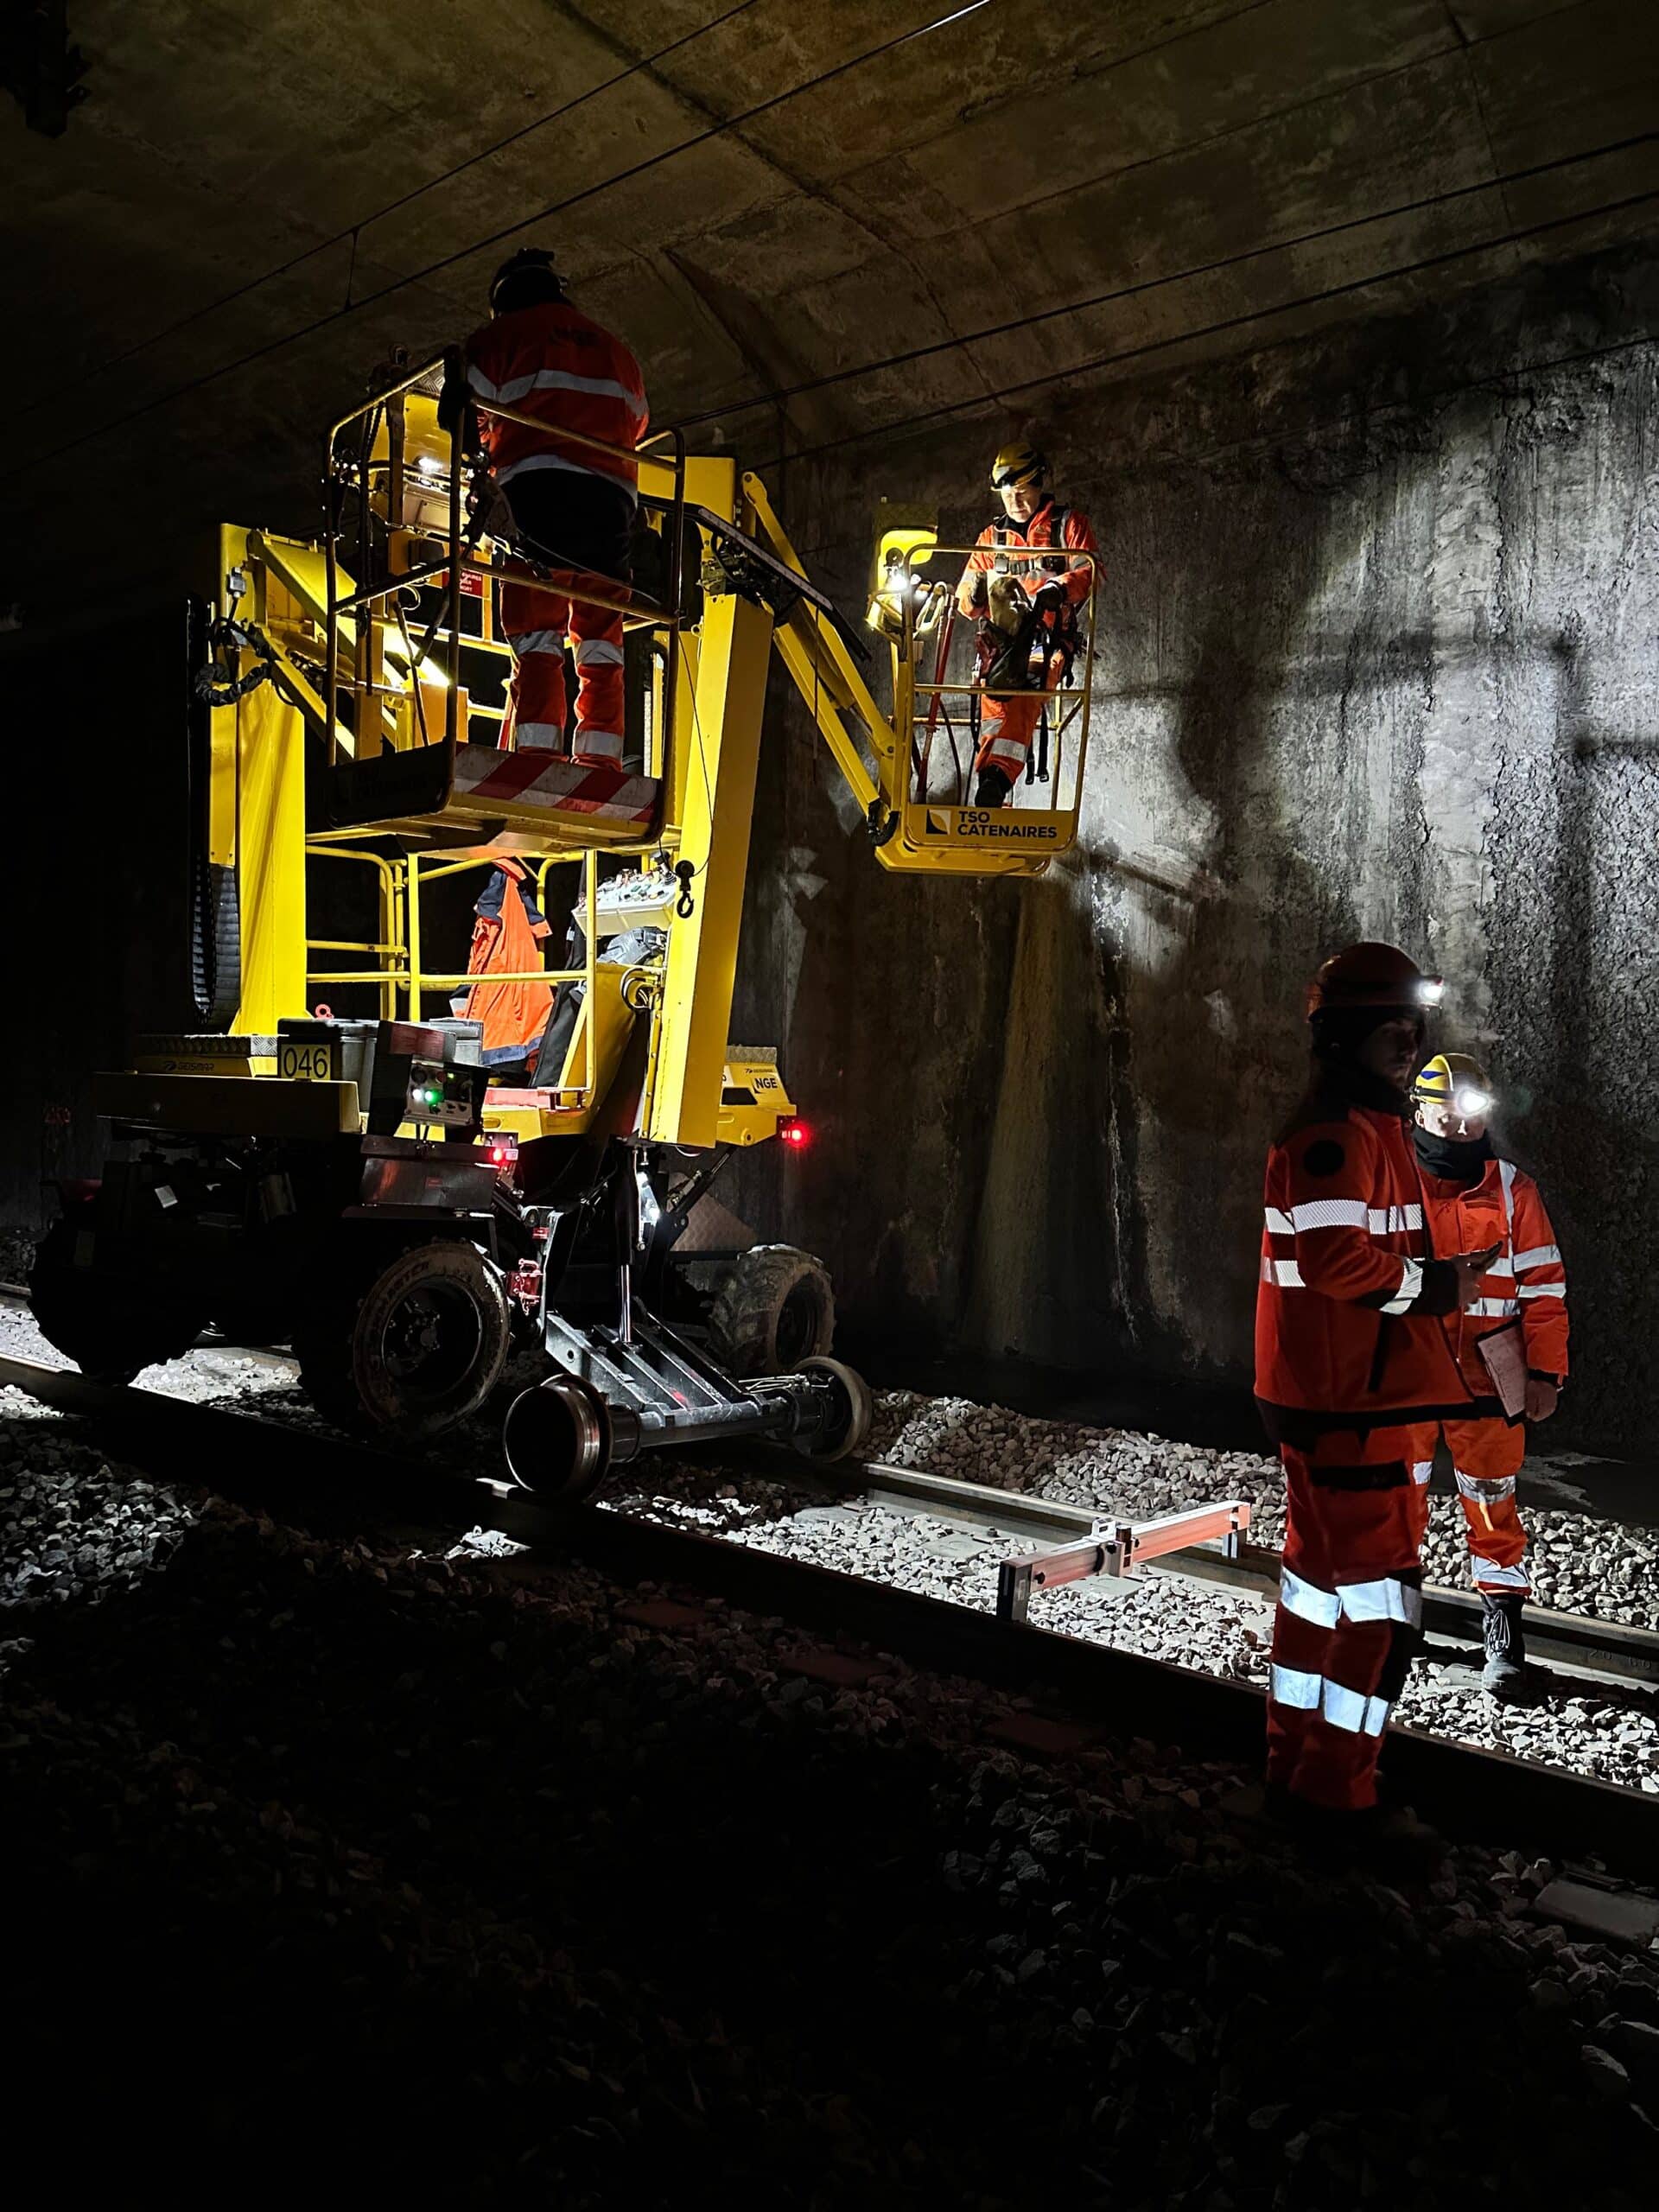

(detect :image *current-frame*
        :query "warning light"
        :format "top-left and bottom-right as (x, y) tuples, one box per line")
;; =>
(487, 1141), (513, 1167)
(778, 1118), (810, 1148)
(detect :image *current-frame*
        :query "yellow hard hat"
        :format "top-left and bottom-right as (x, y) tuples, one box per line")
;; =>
(1414, 1051), (1493, 1116)
(990, 439), (1048, 491)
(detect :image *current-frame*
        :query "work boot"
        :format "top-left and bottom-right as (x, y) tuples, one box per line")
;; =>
(973, 766), (1013, 809)
(1481, 1591), (1532, 1702)
(1263, 1783), (1446, 1876)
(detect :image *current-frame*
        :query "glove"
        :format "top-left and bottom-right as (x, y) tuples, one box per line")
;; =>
(1032, 581), (1065, 616)
(1524, 1374), (1561, 1421)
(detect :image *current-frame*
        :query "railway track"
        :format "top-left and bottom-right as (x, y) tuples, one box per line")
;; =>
(4, 1346), (1659, 1874)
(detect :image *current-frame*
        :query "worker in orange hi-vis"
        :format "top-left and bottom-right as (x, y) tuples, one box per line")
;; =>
(1255, 944), (1497, 1840)
(956, 440), (1097, 809)
(1410, 1052), (1569, 1704)
(453, 246), (647, 769)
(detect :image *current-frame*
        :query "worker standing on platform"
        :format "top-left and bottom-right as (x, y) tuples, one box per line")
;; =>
(956, 441), (1097, 810)
(456, 247), (647, 767)
(1411, 1052), (1568, 1702)
(1255, 944), (1497, 1836)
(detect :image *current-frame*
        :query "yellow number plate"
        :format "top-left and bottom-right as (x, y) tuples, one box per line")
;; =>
(277, 1042), (335, 1083)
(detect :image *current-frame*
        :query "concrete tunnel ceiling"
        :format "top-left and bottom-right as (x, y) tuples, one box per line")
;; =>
(3, 0), (1658, 626)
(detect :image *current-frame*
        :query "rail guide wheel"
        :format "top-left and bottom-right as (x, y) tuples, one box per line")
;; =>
(791, 1356), (873, 1463)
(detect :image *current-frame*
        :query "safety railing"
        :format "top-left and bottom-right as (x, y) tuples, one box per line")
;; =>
(322, 351), (687, 775)
(869, 537), (1099, 815)
(304, 843), (603, 1108)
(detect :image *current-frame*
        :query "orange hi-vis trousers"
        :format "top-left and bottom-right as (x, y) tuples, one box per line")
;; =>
(1267, 1423), (1431, 1814)
(1414, 1417), (1529, 1596)
(975, 649), (1066, 785)
(499, 577), (626, 766)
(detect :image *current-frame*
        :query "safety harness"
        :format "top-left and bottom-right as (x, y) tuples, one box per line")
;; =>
(971, 501), (1084, 785)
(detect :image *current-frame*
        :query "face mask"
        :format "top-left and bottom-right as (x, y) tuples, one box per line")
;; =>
(1413, 1125), (1492, 1183)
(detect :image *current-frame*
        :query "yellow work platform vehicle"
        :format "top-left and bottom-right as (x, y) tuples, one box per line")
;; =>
(30, 353), (1097, 1491)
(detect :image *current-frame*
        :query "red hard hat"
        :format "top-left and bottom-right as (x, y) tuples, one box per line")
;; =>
(1306, 942), (1440, 1020)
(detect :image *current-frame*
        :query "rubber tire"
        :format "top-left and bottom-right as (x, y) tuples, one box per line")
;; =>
(28, 1217), (203, 1386)
(295, 1238), (512, 1443)
(791, 1355), (873, 1464)
(704, 1244), (836, 1378)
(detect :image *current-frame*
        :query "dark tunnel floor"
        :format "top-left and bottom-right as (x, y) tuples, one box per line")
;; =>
(6, 1429), (1659, 2209)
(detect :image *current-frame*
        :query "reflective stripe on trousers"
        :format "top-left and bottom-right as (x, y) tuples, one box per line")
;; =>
(1433, 1417), (1530, 1595)
(1268, 1431), (1428, 1813)
(501, 583), (627, 767)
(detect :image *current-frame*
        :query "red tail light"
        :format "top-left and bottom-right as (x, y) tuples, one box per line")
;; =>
(779, 1118), (810, 1148)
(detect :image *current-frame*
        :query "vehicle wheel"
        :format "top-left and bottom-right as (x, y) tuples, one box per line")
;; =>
(29, 1217), (204, 1386)
(705, 1243), (835, 1377)
(295, 1239), (512, 1442)
(791, 1355), (873, 1464)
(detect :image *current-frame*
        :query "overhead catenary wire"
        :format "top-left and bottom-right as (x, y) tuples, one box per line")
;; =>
(668, 126), (1659, 436)
(44, 0), (768, 410)
(769, 168), (1659, 471)
(4, 0), (1000, 486)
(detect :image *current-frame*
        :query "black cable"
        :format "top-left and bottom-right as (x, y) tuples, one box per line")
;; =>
(670, 124), (1659, 436)
(778, 173), (1659, 470)
(6, 0), (998, 485)
(43, 0), (766, 410)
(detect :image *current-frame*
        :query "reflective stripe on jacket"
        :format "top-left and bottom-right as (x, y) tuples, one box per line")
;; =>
(1255, 1089), (1475, 1441)
(1417, 1156), (1569, 1388)
(466, 301), (648, 500)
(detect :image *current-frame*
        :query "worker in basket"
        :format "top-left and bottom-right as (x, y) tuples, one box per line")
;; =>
(955, 440), (1097, 809)
(447, 245), (648, 768)
(1411, 1052), (1568, 1703)
(1255, 944), (1497, 1839)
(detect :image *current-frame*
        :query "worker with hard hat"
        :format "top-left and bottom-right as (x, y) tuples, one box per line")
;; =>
(1411, 1052), (1568, 1700)
(956, 441), (1098, 809)
(1256, 944), (1497, 1834)
(454, 247), (647, 767)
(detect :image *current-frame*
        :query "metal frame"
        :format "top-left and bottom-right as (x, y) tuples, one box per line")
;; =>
(322, 352), (689, 780)
(997, 1500), (1251, 1626)
(304, 842), (603, 1109)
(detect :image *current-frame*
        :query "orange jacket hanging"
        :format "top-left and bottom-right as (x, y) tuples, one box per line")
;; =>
(462, 861), (553, 1065)
(1416, 1156), (1570, 1390)
(1255, 1083), (1477, 1444)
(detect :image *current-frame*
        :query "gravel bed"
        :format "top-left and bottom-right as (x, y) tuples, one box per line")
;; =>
(871, 1390), (1659, 1628)
(605, 1463), (1659, 1796)
(8, 1435), (1659, 2207)
(6, 1293), (1659, 1796)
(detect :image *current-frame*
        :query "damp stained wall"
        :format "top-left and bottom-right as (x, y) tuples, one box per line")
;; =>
(727, 245), (1659, 1452)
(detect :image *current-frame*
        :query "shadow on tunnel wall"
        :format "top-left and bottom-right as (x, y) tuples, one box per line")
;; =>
(725, 253), (1659, 1458)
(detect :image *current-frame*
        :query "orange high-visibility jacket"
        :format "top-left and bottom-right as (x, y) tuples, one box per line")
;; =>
(463, 861), (553, 1065)
(1417, 1156), (1569, 1390)
(1255, 1086), (1475, 1445)
(956, 497), (1099, 617)
(466, 300), (648, 502)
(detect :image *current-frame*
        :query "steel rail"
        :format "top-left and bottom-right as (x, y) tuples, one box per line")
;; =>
(3, 1351), (1657, 1872)
(842, 1457), (1659, 1688)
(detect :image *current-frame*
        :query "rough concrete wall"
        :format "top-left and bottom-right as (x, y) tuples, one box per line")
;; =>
(728, 245), (1659, 1451)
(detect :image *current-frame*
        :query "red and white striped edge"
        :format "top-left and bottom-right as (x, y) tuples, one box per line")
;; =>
(450, 742), (657, 826)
